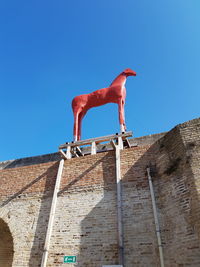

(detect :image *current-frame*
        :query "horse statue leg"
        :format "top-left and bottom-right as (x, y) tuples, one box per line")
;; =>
(118, 99), (126, 132)
(73, 109), (81, 141)
(77, 111), (86, 141)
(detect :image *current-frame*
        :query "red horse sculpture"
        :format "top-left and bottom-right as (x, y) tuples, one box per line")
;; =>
(72, 68), (136, 141)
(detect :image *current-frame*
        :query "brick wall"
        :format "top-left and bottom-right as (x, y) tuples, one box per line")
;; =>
(153, 118), (200, 266)
(0, 118), (199, 267)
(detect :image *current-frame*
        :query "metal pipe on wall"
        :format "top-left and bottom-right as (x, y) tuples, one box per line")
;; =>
(146, 167), (165, 267)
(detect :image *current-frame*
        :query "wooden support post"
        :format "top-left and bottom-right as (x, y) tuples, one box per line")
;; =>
(111, 139), (124, 266)
(110, 139), (116, 149)
(91, 141), (96, 155)
(66, 146), (71, 159)
(117, 137), (123, 150)
(41, 159), (65, 267)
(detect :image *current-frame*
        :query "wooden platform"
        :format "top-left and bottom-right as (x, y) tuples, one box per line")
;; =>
(59, 131), (137, 159)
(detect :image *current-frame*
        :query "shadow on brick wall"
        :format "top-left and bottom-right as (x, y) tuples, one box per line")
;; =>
(27, 162), (59, 267)
(56, 153), (119, 267)
(61, 120), (200, 267)
(75, 153), (119, 267)
(55, 146), (161, 267)
(0, 161), (59, 267)
(74, 145), (162, 267)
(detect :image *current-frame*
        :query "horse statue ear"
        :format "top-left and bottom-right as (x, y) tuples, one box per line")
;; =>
(123, 68), (131, 74)
(123, 68), (136, 76)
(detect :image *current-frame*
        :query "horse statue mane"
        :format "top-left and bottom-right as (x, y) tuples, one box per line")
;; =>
(72, 68), (136, 141)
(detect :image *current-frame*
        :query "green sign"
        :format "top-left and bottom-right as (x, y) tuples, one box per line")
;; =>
(63, 256), (77, 263)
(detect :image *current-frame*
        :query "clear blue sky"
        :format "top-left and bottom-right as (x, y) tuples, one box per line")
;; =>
(0, 0), (200, 161)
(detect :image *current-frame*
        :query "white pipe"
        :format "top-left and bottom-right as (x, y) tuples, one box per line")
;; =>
(147, 167), (165, 267)
(112, 139), (124, 266)
(41, 159), (65, 267)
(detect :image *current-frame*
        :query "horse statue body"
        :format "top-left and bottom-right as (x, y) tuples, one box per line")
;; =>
(72, 68), (136, 141)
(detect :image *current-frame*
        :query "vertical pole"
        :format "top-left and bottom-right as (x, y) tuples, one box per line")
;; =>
(118, 136), (123, 150)
(66, 146), (72, 159)
(41, 159), (65, 267)
(147, 168), (165, 267)
(114, 137), (124, 266)
(91, 141), (96, 155)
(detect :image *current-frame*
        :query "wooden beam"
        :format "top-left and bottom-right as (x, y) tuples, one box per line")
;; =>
(76, 146), (83, 156)
(59, 149), (68, 160)
(41, 159), (65, 267)
(59, 131), (132, 149)
(110, 140), (116, 149)
(71, 149), (79, 157)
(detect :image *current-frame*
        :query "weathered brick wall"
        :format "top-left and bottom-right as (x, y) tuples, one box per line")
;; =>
(0, 162), (58, 267)
(120, 146), (159, 266)
(48, 147), (160, 267)
(0, 144), (159, 267)
(153, 118), (200, 266)
(179, 119), (200, 241)
(0, 118), (199, 267)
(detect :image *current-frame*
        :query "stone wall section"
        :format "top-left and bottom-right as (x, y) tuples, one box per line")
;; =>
(0, 162), (58, 267)
(120, 146), (160, 266)
(153, 118), (200, 266)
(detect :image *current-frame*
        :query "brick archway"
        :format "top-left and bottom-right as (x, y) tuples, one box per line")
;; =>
(0, 218), (14, 267)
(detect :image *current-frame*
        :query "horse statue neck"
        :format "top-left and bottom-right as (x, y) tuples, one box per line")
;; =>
(109, 72), (127, 87)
